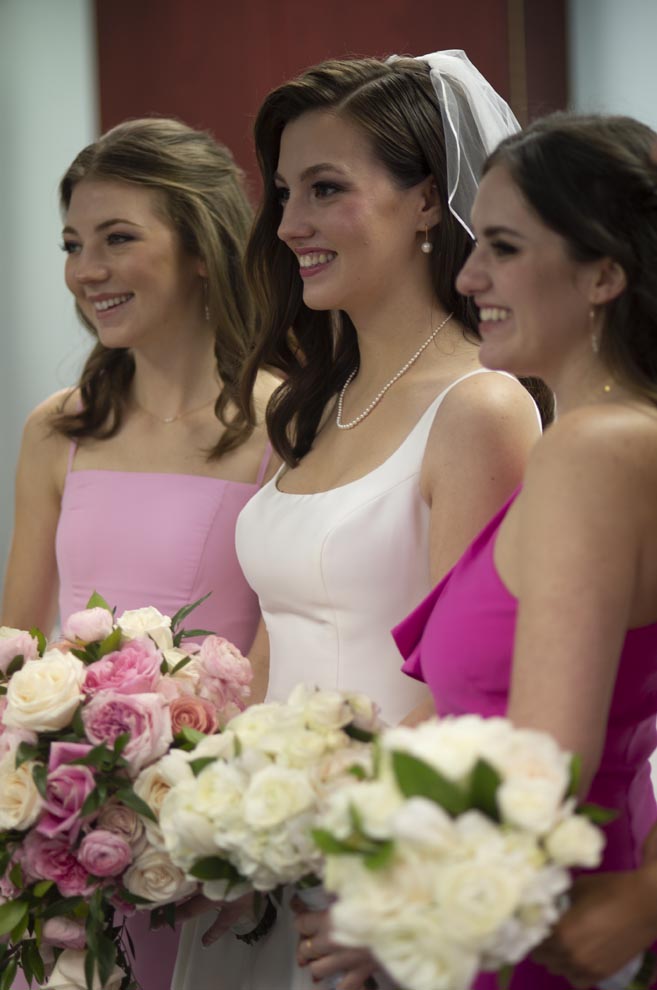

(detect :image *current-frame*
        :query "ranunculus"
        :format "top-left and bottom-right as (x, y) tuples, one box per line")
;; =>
(169, 694), (218, 735)
(83, 637), (162, 696)
(37, 742), (95, 839)
(122, 846), (196, 907)
(82, 690), (172, 774)
(117, 606), (173, 651)
(97, 800), (147, 853)
(0, 754), (44, 830)
(23, 831), (89, 896)
(61, 607), (114, 645)
(545, 815), (605, 868)
(45, 948), (124, 989)
(78, 829), (133, 877)
(42, 916), (86, 950)
(0, 626), (39, 674)
(3, 652), (85, 732)
(197, 636), (252, 713)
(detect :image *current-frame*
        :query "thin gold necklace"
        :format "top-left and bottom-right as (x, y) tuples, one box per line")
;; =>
(134, 396), (216, 425)
(336, 313), (453, 430)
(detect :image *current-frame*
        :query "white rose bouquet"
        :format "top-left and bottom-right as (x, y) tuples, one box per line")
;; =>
(0, 592), (252, 990)
(314, 715), (613, 990)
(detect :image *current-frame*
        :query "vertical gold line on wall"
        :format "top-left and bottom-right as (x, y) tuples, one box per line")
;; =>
(507, 0), (528, 125)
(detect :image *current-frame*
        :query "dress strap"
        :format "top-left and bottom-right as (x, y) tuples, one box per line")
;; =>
(255, 442), (273, 487)
(66, 440), (78, 474)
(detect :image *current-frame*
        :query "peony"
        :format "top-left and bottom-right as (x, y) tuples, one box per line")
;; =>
(83, 637), (162, 696)
(97, 800), (147, 854)
(545, 815), (605, 868)
(42, 917), (87, 950)
(197, 636), (252, 711)
(3, 652), (85, 732)
(78, 829), (133, 877)
(23, 831), (89, 897)
(82, 690), (172, 774)
(169, 694), (218, 735)
(45, 948), (124, 990)
(0, 754), (44, 830)
(37, 742), (95, 839)
(0, 626), (39, 674)
(242, 765), (315, 829)
(122, 846), (196, 906)
(61, 607), (114, 645)
(117, 606), (173, 651)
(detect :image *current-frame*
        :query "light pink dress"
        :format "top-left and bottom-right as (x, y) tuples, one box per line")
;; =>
(12, 442), (268, 990)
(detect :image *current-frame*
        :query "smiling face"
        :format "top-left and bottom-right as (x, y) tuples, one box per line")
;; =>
(274, 110), (435, 320)
(63, 179), (205, 351)
(456, 164), (603, 384)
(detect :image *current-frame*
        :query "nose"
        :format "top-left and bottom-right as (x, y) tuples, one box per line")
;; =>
(277, 192), (314, 246)
(456, 245), (489, 298)
(68, 249), (110, 286)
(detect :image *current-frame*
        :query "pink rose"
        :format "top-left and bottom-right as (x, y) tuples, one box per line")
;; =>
(82, 690), (172, 774)
(169, 695), (218, 735)
(42, 916), (86, 950)
(23, 831), (89, 896)
(84, 637), (162, 697)
(0, 629), (39, 674)
(37, 742), (95, 840)
(197, 637), (252, 716)
(97, 801), (147, 854)
(62, 607), (115, 645)
(78, 829), (132, 877)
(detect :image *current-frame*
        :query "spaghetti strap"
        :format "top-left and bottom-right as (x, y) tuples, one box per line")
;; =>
(66, 440), (78, 474)
(255, 443), (273, 487)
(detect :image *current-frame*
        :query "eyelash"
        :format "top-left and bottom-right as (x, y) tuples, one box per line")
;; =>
(60, 232), (135, 254)
(275, 181), (344, 206)
(491, 240), (518, 257)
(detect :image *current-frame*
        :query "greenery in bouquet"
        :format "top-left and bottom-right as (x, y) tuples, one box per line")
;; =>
(313, 715), (613, 990)
(0, 592), (252, 990)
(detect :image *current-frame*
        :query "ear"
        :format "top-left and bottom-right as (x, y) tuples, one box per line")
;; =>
(416, 177), (442, 231)
(589, 257), (627, 305)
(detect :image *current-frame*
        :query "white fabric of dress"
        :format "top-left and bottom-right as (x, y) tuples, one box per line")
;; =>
(173, 369), (493, 990)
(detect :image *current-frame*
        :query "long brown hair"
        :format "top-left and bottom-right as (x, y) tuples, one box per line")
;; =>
(55, 116), (255, 458)
(240, 57), (553, 466)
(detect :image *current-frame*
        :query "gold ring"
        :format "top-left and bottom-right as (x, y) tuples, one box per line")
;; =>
(304, 937), (313, 956)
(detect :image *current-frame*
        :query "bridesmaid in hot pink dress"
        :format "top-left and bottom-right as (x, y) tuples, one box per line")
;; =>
(2, 118), (275, 990)
(393, 115), (657, 988)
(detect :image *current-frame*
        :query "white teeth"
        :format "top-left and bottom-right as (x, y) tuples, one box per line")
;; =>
(93, 294), (132, 312)
(479, 306), (510, 322)
(298, 252), (336, 269)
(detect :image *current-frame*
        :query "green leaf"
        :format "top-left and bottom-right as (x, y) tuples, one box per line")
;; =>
(85, 591), (113, 613)
(363, 840), (395, 871)
(150, 902), (177, 931)
(0, 900), (28, 936)
(15, 741), (40, 768)
(343, 723), (375, 744)
(348, 764), (367, 780)
(32, 880), (54, 898)
(569, 753), (582, 798)
(81, 788), (104, 818)
(71, 647), (90, 663)
(72, 703), (86, 738)
(9, 862), (23, 889)
(469, 758), (502, 821)
(577, 802), (618, 825)
(497, 963), (514, 990)
(10, 907), (30, 944)
(6, 654), (25, 677)
(112, 733), (130, 757)
(31, 763), (48, 800)
(24, 939), (45, 984)
(170, 592), (212, 632)
(312, 828), (359, 856)
(176, 726), (208, 748)
(189, 856), (240, 882)
(0, 956), (17, 990)
(95, 931), (118, 986)
(177, 628), (215, 640)
(29, 627), (47, 656)
(116, 788), (158, 823)
(189, 757), (216, 777)
(392, 751), (468, 816)
(116, 887), (153, 906)
(170, 655), (193, 675)
(85, 947), (97, 990)
(42, 895), (86, 921)
(97, 626), (122, 658)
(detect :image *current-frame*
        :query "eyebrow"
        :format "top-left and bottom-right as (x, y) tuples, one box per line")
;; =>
(481, 225), (526, 239)
(274, 163), (348, 184)
(62, 218), (144, 235)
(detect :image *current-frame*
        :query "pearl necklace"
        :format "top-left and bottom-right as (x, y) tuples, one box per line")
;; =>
(336, 312), (453, 430)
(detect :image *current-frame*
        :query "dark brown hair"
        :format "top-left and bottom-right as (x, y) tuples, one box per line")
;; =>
(486, 113), (657, 404)
(240, 56), (552, 465)
(55, 116), (255, 458)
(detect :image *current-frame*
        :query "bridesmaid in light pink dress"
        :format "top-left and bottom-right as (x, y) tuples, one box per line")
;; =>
(2, 117), (275, 990)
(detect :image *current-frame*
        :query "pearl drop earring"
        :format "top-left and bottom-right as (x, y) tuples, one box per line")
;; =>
(421, 226), (433, 254)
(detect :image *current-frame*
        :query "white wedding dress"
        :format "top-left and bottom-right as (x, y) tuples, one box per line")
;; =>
(172, 370), (493, 990)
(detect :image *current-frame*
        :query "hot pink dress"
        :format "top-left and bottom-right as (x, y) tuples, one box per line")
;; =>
(11, 444), (268, 990)
(393, 491), (657, 990)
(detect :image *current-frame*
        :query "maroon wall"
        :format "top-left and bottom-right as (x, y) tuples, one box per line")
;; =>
(95, 0), (565, 192)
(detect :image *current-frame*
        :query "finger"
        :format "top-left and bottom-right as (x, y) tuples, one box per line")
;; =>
(337, 963), (380, 990)
(169, 894), (218, 925)
(310, 948), (376, 981)
(202, 911), (234, 947)
(294, 909), (326, 938)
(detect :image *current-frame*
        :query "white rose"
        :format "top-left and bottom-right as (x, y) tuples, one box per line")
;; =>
(497, 776), (568, 834)
(266, 726), (329, 769)
(190, 729), (238, 762)
(490, 728), (571, 830)
(391, 797), (457, 851)
(45, 948), (124, 990)
(0, 755), (44, 829)
(344, 692), (382, 732)
(304, 689), (352, 731)
(227, 702), (290, 749)
(438, 856), (523, 945)
(123, 845), (197, 906)
(61, 607), (114, 645)
(133, 763), (175, 847)
(347, 780), (402, 840)
(385, 716), (510, 784)
(545, 815), (605, 868)
(117, 606), (173, 651)
(372, 915), (478, 990)
(242, 766), (315, 829)
(3, 652), (85, 731)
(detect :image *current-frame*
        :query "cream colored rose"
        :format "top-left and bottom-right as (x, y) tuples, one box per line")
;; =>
(123, 845), (197, 906)
(97, 800), (147, 854)
(497, 776), (567, 834)
(3, 652), (85, 731)
(0, 755), (44, 830)
(243, 766), (315, 829)
(133, 763), (175, 847)
(45, 947), (124, 989)
(117, 606), (173, 651)
(371, 913), (479, 990)
(227, 702), (290, 749)
(545, 815), (605, 868)
(304, 689), (352, 732)
(438, 856), (523, 945)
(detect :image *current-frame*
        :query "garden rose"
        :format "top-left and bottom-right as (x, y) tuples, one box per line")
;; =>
(45, 948), (124, 990)
(169, 694), (218, 735)
(545, 815), (605, 868)
(83, 637), (162, 696)
(197, 636), (252, 711)
(82, 690), (172, 774)
(42, 916), (86, 950)
(78, 829), (133, 877)
(97, 800), (146, 853)
(117, 606), (173, 651)
(3, 651), (85, 732)
(37, 742), (95, 839)
(242, 765), (315, 829)
(61, 607), (114, 645)
(23, 831), (89, 896)
(0, 754), (44, 830)
(0, 626), (39, 674)
(123, 846), (196, 906)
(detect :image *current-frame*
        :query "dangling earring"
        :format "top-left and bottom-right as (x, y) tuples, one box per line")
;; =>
(421, 226), (433, 254)
(203, 278), (211, 322)
(589, 306), (600, 354)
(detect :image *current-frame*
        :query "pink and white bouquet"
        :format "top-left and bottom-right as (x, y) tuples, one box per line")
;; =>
(314, 715), (609, 990)
(159, 683), (382, 901)
(0, 593), (252, 990)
